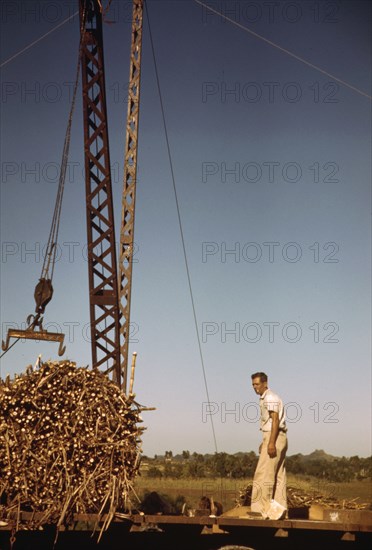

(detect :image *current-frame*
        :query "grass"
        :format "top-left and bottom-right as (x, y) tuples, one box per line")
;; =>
(133, 474), (372, 512)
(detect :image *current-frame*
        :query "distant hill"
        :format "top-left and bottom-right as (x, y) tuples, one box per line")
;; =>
(301, 449), (338, 462)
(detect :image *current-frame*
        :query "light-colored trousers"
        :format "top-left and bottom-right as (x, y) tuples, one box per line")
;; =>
(251, 431), (288, 517)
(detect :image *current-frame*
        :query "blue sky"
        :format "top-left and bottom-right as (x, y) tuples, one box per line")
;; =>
(0, 0), (371, 458)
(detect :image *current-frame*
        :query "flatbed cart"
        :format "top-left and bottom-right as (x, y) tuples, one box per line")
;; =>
(1, 511), (371, 550)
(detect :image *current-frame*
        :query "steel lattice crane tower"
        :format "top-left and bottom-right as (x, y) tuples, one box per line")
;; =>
(79, 0), (143, 389)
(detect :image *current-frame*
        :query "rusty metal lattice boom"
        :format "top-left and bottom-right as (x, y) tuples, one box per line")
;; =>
(79, 0), (121, 384)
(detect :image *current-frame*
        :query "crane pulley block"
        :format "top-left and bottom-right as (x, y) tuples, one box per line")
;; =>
(34, 278), (54, 314)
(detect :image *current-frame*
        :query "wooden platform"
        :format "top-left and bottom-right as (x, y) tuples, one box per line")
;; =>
(1, 511), (371, 549)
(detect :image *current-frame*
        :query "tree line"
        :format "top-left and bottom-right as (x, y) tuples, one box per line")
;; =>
(142, 451), (372, 483)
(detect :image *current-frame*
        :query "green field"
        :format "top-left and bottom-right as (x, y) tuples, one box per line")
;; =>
(133, 475), (372, 512)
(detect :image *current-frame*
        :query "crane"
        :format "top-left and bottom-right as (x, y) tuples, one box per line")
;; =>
(2, 0), (143, 392)
(79, 0), (143, 390)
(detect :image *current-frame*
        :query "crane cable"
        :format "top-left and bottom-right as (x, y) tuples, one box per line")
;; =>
(193, 0), (371, 101)
(0, 10), (86, 363)
(145, 2), (219, 454)
(41, 25), (84, 283)
(0, 12), (79, 69)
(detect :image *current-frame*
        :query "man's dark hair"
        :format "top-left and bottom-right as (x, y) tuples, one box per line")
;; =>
(251, 372), (267, 382)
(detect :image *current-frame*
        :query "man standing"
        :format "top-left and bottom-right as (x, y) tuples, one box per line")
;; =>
(250, 372), (288, 519)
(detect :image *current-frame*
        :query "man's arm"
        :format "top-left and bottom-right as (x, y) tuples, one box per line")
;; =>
(267, 410), (279, 458)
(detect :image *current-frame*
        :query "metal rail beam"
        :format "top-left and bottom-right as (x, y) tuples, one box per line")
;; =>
(119, 0), (144, 391)
(79, 0), (121, 384)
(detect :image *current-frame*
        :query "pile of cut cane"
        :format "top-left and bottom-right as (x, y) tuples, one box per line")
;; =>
(0, 360), (146, 534)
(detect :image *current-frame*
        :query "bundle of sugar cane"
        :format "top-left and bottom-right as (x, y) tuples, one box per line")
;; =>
(0, 360), (146, 532)
(236, 484), (370, 510)
(287, 487), (370, 509)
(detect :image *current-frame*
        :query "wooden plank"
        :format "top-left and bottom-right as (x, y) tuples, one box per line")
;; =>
(322, 509), (372, 525)
(2, 512), (372, 534)
(215, 517), (372, 533)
